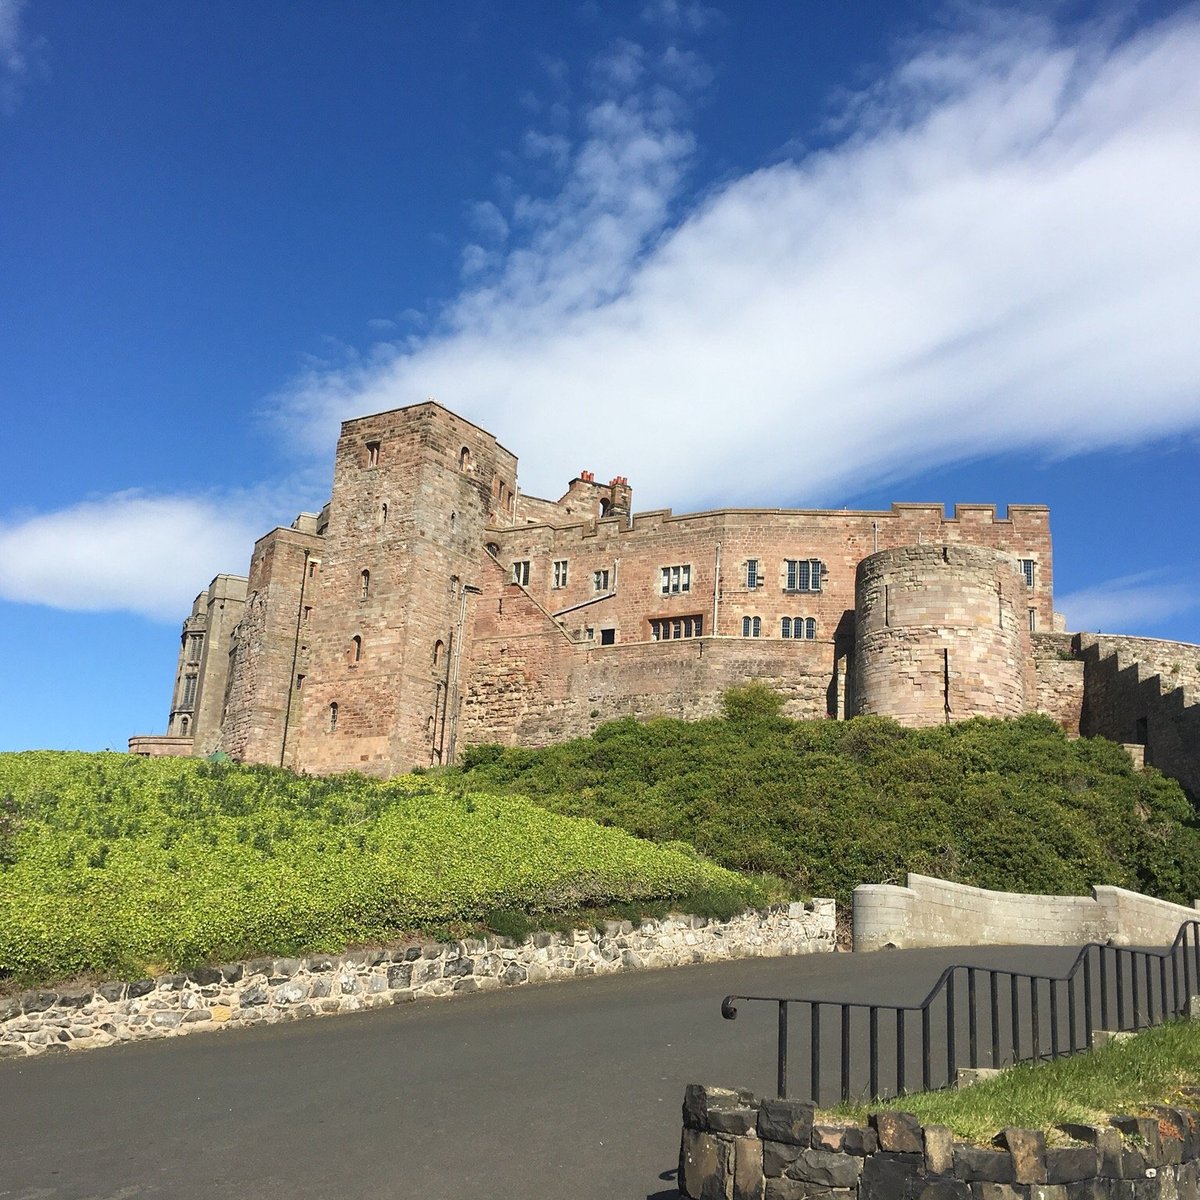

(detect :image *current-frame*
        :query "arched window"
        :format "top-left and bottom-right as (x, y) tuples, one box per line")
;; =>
(360, 569), (370, 600)
(450, 511), (456, 530)
(599, 498), (611, 516)
(805, 617), (816, 640)
(485, 542), (500, 557)
(459, 446), (471, 471)
(433, 639), (445, 667)
(179, 716), (189, 737)
(329, 702), (338, 732)
(741, 616), (762, 638)
(781, 617), (792, 638)
(350, 635), (362, 663)
(380, 502), (388, 525)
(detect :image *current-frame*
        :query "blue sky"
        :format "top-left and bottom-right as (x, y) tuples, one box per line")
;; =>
(1, 0), (1198, 752)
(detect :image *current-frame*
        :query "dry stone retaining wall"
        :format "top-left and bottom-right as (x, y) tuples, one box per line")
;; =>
(0, 901), (835, 1059)
(679, 1084), (1200, 1200)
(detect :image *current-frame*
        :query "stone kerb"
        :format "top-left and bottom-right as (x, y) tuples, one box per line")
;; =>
(679, 1084), (1200, 1200)
(0, 901), (835, 1059)
(854, 874), (1198, 953)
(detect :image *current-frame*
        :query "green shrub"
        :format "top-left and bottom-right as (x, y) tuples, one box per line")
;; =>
(0, 752), (761, 988)
(457, 711), (1200, 910)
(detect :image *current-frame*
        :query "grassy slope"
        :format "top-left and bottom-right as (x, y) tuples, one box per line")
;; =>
(0, 751), (766, 987)
(456, 706), (1200, 908)
(836, 1019), (1200, 1143)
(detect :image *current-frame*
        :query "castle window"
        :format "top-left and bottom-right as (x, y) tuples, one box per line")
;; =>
(450, 511), (456, 530)
(380, 503), (388, 525)
(785, 559), (822, 592)
(186, 634), (203, 662)
(781, 617), (817, 640)
(600, 628), (616, 645)
(182, 674), (197, 707)
(350, 635), (362, 663)
(433, 639), (444, 667)
(308, 559), (318, 579)
(599, 498), (611, 517)
(553, 560), (569, 589)
(1020, 559), (1036, 589)
(650, 615), (702, 640)
(179, 716), (189, 737)
(1028, 609), (1037, 632)
(295, 674), (304, 690)
(746, 560), (761, 588)
(303, 605), (313, 623)
(741, 616), (762, 638)
(329, 702), (338, 732)
(512, 560), (530, 586)
(660, 564), (691, 595)
(366, 440), (380, 468)
(360, 569), (370, 600)
(593, 568), (610, 592)
(459, 446), (471, 471)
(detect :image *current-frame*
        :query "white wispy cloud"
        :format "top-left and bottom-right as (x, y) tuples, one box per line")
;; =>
(270, 9), (1200, 510)
(0, 493), (272, 621)
(0, 0), (40, 114)
(1057, 572), (1198, 634)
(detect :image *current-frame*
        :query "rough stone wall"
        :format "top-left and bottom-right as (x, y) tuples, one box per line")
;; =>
(1078, 633), (1200, 800)
(190, 574), (247, 756)
(1031, 632), (1085, 735)
(0, 901), (834, 1058)
(679, 1086), (1200, 1200)
(853, 873), (1199, 952)
(219, 526), (323, 768)
(293, 402), (519, 775)
(165, 589), (207, 740)
(853, 545), (1035, 726)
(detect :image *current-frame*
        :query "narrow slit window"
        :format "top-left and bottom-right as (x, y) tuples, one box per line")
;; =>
(360, 569), (370, 600)
(329, 702), (338, 732)
(366, 441), (380, 468)
(350, 635), (362, 663)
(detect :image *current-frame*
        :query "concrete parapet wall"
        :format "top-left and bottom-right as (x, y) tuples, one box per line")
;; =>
(853, 873), (1197, 951)
(0, 900), (835, 1059)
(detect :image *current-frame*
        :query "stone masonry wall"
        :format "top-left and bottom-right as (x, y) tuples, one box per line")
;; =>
(219, 526), (323, 769)
(853, 545), (1035, 726)
(1031, 632), (1085, 736)
(679, 1084), (1200, 1200)
(853, 873), (1199, 953)
(0, 901), (835, 1059)
(1078, 634), (1200, 800)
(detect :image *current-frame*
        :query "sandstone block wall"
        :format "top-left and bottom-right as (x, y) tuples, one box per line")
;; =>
(1078, 633), (1200, 800)
(0, 901), (835, 1059)
(219, 525), (323, 768)
(853, 873), (1199, 952)
(853, 546), (1035, 726)
(679, 1086), (1200, 1200)
(1031, 632), (1085, 735)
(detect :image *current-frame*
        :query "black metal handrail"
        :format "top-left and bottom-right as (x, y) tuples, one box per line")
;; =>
(721, 919), (1200, 1103)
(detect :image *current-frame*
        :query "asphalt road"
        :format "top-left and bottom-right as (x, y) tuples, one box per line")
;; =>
(0, 945), (1082, 1200)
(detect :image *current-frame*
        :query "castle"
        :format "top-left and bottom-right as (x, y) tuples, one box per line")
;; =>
(129, 400), (1200, 800)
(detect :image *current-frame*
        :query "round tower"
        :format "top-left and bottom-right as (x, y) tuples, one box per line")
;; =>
(852, 544), (1034, 726)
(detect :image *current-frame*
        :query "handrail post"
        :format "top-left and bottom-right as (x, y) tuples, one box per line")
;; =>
(810, 1002), (820, 1104)
(946, 970), (956, 1087)
(968, 967), (978, 1067)
(841, 1005), (852, 1102)
(869, 1006), (879, 1101)
(990, 971), (1000, 1068)
(778, 1000), (788, 1100)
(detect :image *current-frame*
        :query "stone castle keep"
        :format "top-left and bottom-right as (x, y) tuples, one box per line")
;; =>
(130, 400), (1200, 798)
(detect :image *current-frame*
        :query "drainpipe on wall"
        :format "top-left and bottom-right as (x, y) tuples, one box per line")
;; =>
(712, 542), (722, 636)
(445, 582), (482, 765)
(279, 548), (311, 768)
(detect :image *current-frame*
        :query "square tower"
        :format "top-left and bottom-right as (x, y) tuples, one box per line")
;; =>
(294, 401), (517, 774)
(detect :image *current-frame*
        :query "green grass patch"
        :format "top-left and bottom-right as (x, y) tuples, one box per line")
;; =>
(456, 707), (1200, 907)
(834, 1020), (1200, 1143)
(0, 751), (775, 989)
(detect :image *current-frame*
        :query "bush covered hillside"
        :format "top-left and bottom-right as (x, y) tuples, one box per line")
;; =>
(0, 752), (768, 988)
(458, 690), (1200, 908)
